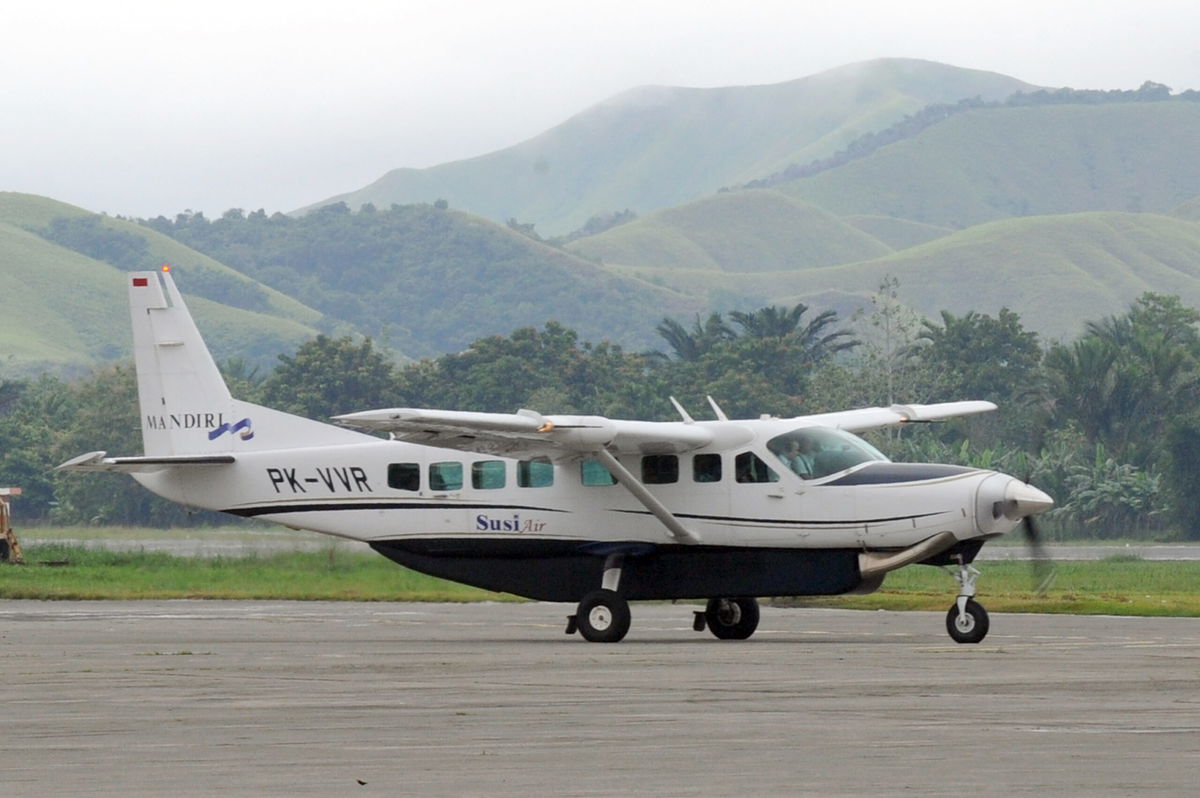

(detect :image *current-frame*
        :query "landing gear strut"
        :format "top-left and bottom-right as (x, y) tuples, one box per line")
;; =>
(945, 560), (989, 644)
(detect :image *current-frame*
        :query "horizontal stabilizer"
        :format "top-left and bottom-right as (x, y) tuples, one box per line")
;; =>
(56, 451), (236, 473)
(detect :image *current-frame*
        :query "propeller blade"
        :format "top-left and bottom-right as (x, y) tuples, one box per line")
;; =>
(1022, 514), (1056, 596)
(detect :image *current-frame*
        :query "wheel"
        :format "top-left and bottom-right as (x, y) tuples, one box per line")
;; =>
(704, 597), (760, 640)
(945, 598), (989, 644)
(575, 589), (631, 643)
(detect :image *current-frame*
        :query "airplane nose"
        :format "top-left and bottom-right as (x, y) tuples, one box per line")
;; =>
(975, 473), (1055, 534)
(997, 479), (1055, 520)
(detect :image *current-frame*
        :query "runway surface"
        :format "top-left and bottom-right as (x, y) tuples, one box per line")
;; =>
(2, 601), (1198, 797)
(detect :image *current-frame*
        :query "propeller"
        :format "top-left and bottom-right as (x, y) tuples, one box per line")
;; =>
(989, 475), (1056, 596)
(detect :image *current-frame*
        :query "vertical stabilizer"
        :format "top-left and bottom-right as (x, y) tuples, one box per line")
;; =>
(129, 269), (235, 455)
(127, 268), (371, 456)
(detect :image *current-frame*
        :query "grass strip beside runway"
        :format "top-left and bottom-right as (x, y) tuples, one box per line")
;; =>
(3, 544), (1200, 615)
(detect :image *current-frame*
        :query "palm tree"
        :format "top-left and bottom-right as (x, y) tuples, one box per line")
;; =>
(654, 313), (733, 362)
(729, 303), (858, 363)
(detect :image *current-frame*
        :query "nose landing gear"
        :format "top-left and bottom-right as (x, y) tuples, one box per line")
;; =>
(944, 559), (989, 644)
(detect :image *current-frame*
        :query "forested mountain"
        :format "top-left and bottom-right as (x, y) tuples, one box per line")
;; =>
(307, 59), (1034, 234)
(6, 61), (1200, 372)
(142, 202), (697, 358)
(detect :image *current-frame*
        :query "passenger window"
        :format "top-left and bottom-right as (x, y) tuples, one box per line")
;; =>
(388, 462), (420, 491)
(429, 461), (463, 491)
(641, 454), (679, 484)
(581, 459), (617, 486)
(693, 453), (722, 483)
(735, 452), (779, 484)
(471, 460), (506, 489)
(518, 458), (554, 488)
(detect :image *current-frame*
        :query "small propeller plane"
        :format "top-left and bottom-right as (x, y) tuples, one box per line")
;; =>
(59, 268), (1054, 643)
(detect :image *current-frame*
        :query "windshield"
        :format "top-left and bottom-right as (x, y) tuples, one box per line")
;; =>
(766, 427), (889, 480)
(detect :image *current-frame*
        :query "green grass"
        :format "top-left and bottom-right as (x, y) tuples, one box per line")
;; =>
(792, 559), (1200, 617)
(4, 544), (1200, 615)
(1, 544), (508, 602)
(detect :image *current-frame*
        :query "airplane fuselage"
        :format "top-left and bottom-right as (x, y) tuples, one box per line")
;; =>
(134, 431), (1016, 601)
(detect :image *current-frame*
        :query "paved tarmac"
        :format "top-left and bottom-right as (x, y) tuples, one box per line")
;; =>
(2, 601), (1198, 797)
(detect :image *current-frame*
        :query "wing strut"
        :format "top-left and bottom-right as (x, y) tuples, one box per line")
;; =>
(591, 449), (701, 545)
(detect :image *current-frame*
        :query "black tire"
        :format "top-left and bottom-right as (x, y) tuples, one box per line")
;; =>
(946, 598), (990, 644)
(705, 597), (760, 640)
(575, 589), (631, 643)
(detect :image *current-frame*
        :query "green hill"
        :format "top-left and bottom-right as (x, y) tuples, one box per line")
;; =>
(777, 102), (1200, 227)
(567, 190), (893, 272)
(0, 193), (325, 377)
(840, 215), (954, 249)
(307, 59), (1033, 234)
(612, 212), (1200, 342)
(147, 203), (700, 358)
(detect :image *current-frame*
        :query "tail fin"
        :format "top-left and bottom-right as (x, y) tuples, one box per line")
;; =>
(128, 268), (366, 455)
(130, 268), (234, 456)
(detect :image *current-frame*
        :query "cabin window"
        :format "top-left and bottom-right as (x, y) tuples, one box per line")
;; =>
(387, 462), (420, 491)
(518, 457), (554, 488)
(641, 454), (679, 484)
(471, 460), (506, 489)
(693, 453), (722, 483)
(735, 451), (779, 484)
(581, 458), (617, 486)
(429, 461), (463, 491)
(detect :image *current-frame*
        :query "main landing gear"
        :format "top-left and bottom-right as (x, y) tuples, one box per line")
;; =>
(945, 559), (990, 644)
(565, 593), (762, 643)
(566, 553), (633, 643)
(568, 589), (632, 643)
(564, 553), (763, 643)
(693, 597), (760, 640)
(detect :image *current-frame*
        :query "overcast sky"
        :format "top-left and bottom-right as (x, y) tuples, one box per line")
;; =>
(3, 0), (1198, 219)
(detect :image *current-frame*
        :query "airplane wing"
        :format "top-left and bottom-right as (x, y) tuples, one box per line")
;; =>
(801, 401), (997, 433)
(332, 408), (717, 459)
(56, 451), (236, 473)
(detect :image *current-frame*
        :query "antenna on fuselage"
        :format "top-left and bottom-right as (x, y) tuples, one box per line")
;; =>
(706, 395), (729, 421)
(668, 396), (695, 424)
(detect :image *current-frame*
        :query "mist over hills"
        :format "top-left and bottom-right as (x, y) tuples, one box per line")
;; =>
(5, 58), (1200, 377)
(309, 59), (1034, 235)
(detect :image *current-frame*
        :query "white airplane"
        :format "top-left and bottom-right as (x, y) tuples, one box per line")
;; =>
(59, 268), (1053, 643)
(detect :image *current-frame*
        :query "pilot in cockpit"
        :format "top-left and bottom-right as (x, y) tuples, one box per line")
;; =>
(769, 427), (887, 481)
(772, 435), (819, 480)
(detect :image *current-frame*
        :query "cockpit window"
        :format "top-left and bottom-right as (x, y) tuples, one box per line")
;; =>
(767, 427), (889, 480)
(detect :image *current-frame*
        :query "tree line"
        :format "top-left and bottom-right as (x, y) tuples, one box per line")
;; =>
(3, 286), (1199, 539)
